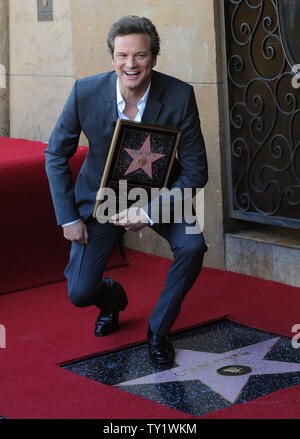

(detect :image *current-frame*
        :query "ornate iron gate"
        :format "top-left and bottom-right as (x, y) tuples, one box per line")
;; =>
(224, 0), (300, 229)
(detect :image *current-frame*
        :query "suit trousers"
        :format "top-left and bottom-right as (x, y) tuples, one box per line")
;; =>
(64, 216), (207, 337)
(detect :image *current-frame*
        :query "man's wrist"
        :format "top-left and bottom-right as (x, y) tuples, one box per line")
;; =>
(140, 208), (154, 226)
(62, 219), (81, 228)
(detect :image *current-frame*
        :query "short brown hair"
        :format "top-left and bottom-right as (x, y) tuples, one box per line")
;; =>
(107, 15), (160, 57)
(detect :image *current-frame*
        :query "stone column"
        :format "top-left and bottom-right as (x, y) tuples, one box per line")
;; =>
(0, 0), (9, 137)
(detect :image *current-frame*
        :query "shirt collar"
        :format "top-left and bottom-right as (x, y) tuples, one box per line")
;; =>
(116, 78), (151, 107)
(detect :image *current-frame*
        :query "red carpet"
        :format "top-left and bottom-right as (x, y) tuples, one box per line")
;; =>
(1, 136), (299, 419)
(0, 137), (126, 295)
(0, 248), (299, 419)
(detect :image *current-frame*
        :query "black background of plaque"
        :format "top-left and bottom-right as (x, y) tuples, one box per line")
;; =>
(109, 126), (179, 188)
(107, 181), (152, 211)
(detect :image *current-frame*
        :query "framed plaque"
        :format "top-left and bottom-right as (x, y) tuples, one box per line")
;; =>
(93, 119), (181, 218)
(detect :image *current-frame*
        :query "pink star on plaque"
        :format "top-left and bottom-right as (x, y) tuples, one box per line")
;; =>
(124, 135), (165, 179)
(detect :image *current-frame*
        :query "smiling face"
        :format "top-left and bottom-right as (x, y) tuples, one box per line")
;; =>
(112, 33), (157, 99)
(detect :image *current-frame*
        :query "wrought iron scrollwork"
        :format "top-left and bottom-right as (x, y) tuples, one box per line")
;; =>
(226, 0), (300, 227)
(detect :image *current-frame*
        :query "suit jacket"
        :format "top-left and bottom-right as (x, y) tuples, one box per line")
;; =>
(45, 70), (208, 225)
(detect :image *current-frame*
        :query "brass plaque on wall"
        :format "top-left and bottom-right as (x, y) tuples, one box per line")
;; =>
(37, 0), (53, 21)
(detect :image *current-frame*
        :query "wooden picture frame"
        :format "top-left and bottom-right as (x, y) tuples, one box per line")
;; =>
(93, 118), (181, 218)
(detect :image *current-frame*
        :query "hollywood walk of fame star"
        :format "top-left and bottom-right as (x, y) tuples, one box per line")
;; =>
(124, 135), (165, 179)
(115, 337), (300, 404)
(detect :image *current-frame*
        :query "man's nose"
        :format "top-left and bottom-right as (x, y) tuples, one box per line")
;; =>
(126, 56), (137, 68)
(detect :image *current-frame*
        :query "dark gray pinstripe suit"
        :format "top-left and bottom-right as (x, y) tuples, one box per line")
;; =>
(45, 69), (208, 336)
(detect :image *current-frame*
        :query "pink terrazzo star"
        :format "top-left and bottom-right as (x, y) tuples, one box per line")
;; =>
(124, 135), (165, 179)
(115, 338), (300, 404)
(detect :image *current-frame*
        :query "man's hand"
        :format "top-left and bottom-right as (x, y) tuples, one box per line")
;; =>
(63, 220), (89, 245)
(111, 207), (149, 231)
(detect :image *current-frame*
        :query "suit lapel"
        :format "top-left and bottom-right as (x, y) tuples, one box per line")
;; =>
(141, 70), (163, 125)
(100, 71), (118, 127)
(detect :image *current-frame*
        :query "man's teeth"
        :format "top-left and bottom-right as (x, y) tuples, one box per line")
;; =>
(125, 71), (138, 75)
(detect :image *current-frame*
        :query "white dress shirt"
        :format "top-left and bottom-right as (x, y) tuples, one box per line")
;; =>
(116, 78), (150, 122)
(62, 79), (153, 227)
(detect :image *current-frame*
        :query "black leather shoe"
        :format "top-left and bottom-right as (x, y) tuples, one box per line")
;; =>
(147, 327), (175, 365)
(94, 279), (128, 337)
(95, 309), (120, 336)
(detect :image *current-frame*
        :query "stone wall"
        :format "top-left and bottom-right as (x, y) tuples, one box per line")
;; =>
(7, 0), (225, 270)
(0, 0), (9, 137)
(9, 0), (74, 142)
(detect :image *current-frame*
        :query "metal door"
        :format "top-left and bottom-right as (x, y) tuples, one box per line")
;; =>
(223, 0), (300, 228)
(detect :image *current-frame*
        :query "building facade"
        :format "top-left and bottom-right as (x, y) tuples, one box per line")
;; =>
(1, 0), (299, 286)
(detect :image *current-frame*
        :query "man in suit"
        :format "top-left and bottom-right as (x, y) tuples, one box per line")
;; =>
(45, 15), (208, 366)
